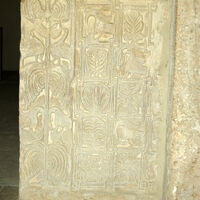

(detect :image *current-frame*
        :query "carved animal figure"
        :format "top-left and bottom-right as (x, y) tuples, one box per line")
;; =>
(119, 49), (147, 76)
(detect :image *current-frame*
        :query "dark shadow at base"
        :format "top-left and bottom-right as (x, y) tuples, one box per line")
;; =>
(0, 75), (19, 189)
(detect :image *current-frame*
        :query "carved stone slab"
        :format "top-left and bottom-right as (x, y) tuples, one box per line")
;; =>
(19, 0), (175, 199)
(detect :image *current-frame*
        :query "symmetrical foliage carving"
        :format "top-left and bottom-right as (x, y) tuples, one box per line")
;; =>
(20, 0), (74, 198)
(20, 0), (173, 199)
(86, 48), (108, 78)
(123, 10), (144, 43)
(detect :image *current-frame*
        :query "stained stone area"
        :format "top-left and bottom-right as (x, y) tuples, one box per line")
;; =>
(19, 0), (200, 200)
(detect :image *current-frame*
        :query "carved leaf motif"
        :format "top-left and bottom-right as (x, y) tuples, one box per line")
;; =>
(124, 11), (144, 41)
(81, 85), (110, 113)
(87, 49), (107, 73)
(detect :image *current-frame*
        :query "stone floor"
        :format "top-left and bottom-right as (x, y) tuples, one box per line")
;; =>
(0, 186), (18, 200)
(0, 80), (19, 199)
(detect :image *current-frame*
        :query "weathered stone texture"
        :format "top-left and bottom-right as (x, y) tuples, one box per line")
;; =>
(19, 0), (75, 198)
(19, 0), (200, 199)
(167, 0), (200, 199)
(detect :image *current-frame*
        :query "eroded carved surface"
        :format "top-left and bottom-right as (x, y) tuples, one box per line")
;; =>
(20, 0), (172, 199)
(19, 0), (75, 197)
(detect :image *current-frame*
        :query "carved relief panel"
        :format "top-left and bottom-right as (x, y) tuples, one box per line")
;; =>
(19, 0), (173, 199)
(20, 0), (75, 197)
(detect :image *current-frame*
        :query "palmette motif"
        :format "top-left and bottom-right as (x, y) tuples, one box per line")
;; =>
(20, 0), (174, 199)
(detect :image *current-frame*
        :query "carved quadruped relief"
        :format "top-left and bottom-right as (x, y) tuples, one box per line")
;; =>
(19, 0), (177, 199)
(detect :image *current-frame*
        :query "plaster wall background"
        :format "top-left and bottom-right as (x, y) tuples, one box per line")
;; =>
(19, 0), (200, 199)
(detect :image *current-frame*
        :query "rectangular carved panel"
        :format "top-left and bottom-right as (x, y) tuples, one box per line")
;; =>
(72, 1), (172, 199)
(19, 0), (173, 199)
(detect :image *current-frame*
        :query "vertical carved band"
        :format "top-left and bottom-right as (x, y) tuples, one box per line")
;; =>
(20, 0), (74, 198)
